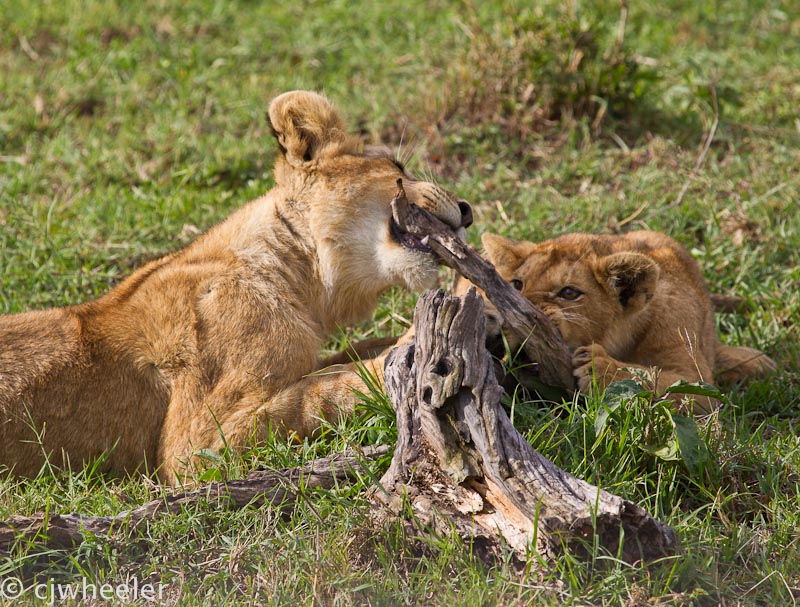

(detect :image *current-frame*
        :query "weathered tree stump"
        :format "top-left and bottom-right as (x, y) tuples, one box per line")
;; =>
(371, 289), (677, 565)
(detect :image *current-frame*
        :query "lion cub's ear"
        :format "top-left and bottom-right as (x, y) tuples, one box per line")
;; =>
(481, 233), (537, 275)
(266, 91), (351, 167)
(594, 252), (659, 312)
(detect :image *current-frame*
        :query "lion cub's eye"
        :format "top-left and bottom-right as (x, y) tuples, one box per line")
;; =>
(511, 279), (523, 291)
(556, 286), (583, 301)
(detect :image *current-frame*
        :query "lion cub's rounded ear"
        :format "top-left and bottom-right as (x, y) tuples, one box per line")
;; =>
(594, 252), (660, 312)
(266, 91), (350, 168)
(481, 233), (536, 275)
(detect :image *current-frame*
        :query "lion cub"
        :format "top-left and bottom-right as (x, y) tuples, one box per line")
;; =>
(0, 91), (473, 483)
(475, 230), (776, 412)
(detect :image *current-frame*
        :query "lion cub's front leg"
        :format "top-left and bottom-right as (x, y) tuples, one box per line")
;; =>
(572, 343), (718, 413)
(159, 354), (391, 484)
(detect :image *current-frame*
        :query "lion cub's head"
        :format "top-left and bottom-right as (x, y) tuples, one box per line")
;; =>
(480, 232), (659, 354)
(266, 91), (472, 306)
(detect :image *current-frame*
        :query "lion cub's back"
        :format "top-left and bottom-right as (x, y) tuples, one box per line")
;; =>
(0, 308), (87, 475)
(0, 308), (83, 407)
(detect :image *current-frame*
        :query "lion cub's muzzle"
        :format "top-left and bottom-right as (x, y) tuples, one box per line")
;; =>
(390, 181), (472, 254)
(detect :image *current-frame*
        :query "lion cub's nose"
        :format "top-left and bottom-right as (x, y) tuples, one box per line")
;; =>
(458, 200), (473, 228)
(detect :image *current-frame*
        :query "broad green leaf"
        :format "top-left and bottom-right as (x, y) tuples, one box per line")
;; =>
(665, 380), (724, 399)
(673, 415), (711, 475)
(198, 467), (224, 482)
(194, 448), (224, 465)
(642, 440), (680, 461)
(595, 380), (650, 435)
(602, 379), (649, 403)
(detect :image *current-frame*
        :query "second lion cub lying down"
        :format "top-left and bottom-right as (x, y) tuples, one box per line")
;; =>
(471, 230), (776, 412)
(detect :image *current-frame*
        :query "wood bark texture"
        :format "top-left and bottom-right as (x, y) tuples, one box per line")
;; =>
(391, 179), (575, 390)
(372, 289), (677, 565)
(0, 445), (388, 554)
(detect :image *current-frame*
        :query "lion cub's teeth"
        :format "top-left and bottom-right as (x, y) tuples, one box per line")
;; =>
(421, 236), (430, 246)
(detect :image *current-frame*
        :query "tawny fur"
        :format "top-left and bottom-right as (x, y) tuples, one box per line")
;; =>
(460, 231), (776, 412)
(0, 91), (471, 483)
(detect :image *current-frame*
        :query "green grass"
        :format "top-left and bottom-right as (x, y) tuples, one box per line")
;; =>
(1, 0), (799, 604)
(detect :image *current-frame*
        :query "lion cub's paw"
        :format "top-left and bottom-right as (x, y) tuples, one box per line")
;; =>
(572, 344), (628, 394)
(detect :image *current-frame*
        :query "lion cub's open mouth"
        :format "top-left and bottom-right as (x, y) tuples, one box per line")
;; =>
(389, 216), (434, 254)
(388, 178), (469, 258)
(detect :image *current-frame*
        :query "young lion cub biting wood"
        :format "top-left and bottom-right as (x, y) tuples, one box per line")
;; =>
(0, 91), (473, 483)
(471, 230), (776, 412)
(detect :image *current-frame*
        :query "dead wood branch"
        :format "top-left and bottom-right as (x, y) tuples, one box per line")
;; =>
(390, 179), (574, 390)
(371, 289), (677, 565)
(0, 445), (388, 553)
